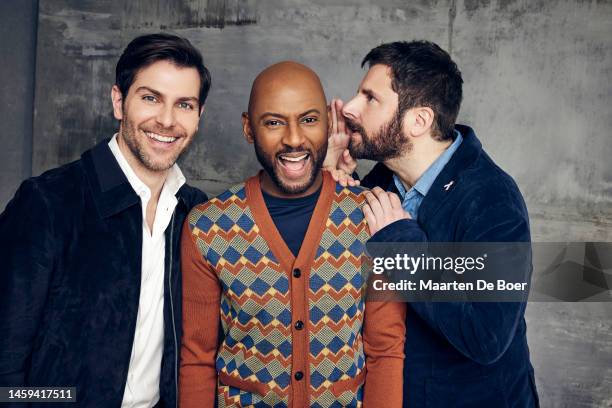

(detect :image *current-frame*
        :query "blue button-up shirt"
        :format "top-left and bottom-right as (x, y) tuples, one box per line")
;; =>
(392, 130), (463, 219)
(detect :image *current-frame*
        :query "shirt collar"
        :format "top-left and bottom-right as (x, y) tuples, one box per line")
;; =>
(108, 134), (186, 200)
(393, 130), (463, 199)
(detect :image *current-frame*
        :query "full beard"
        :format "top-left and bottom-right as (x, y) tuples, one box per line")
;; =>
(120, 117), (190, 172)
(254, 139), (328, 195)
(346, 110), (411, 161)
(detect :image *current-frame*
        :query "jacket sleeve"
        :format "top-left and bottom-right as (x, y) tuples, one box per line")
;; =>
(362, 299), (406, 407)
(0, 180), (55, 386)
(179, 217), (221, 407)
(368, 203), (530, 366)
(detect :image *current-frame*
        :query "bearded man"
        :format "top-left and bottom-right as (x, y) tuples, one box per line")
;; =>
(179, 61), (405, 408)
(0, 33), (208, 407)
(325, 40), (539, 407)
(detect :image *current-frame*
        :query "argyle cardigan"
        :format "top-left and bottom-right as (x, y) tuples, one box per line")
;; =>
(180, 171), (405, 408)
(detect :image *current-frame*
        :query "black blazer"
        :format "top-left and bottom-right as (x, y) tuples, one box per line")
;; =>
(364, 125), (540, 408)
(0, 140), (207, 407)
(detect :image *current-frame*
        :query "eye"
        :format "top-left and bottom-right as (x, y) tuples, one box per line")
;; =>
(142, 95), (158, 103)
(366, 94), (376, 104)
(177, 102), (194, 110)
(301, 116), (318, 124)
(264, 119), (284, 127)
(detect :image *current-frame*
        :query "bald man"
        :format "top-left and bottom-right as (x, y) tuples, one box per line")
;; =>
(179, 62), (406, 407)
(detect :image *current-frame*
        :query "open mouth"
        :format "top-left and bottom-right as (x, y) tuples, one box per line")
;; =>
(277, 152), (312, 179)
(144, 131), (178, 144)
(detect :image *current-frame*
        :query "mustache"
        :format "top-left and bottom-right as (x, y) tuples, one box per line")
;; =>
(275, 146), (313, 156)
(344, 117), (365, 134)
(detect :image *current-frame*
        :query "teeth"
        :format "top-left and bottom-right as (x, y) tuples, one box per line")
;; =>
(280, 154), (308, 162)
(145, 131), (177, 143)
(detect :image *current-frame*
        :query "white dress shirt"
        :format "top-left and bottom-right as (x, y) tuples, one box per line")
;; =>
(108, 135), (186, 408)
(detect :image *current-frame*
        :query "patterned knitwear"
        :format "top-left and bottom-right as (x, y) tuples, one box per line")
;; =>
(179, 171), (406, 408)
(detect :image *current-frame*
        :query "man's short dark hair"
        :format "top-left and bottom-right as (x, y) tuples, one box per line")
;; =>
(116, 33), (211, 108)
(362, 40), (463, 141)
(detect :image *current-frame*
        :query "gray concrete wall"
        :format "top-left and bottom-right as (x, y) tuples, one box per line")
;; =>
(1, 0), (611, 406)
(0, 0), (38, 208)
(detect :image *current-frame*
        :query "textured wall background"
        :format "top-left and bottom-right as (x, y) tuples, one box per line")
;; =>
(0, 0), (38, 208)
(1, 0), (611, 406)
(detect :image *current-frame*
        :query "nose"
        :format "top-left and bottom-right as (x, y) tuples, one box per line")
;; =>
(282, 120), (306, 148)
(156, 104), (176, 129)
(342, 96), (360, 122)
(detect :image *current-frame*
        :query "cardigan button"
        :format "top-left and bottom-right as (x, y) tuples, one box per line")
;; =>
(294, 320), (304, 330)
(293, 268), (301, 278)
(294, 371), (304, 381)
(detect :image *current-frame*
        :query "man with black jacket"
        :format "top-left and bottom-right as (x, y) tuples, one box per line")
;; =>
(0, 33), (209, 407)
(324, 40), (539, 407)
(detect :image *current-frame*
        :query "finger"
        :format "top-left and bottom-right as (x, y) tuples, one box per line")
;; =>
(343, 149), (355, 165)
(372, 189), (397, 225)
(371, 187), (393, 214)
(364, 191), (384, 220)
(362, 204), (377, 235)
(339, 173), (348, 187)
(331, 98), (338, 135)
(339, 149), (355, 166)
(339, 150), (357, 174)
(388, 192), (403, 210)
(327, 168), (340, 182)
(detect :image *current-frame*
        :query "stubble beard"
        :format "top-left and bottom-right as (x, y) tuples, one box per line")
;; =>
(120, 115), (190, 173)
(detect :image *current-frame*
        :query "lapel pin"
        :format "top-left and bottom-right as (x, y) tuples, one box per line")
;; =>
(444, 181), (454, 191)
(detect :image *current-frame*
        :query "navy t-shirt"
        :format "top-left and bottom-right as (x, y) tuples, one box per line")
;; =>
(261, 187), (322, 257)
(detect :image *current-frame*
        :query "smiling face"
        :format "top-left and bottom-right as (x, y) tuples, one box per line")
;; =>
(243, 62), (329, 197)
(342, 64), (411, 161)
(112, 60), (202, 176)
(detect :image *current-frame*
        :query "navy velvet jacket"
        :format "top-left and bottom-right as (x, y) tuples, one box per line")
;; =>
(364, 125), (539, 407)
(0, 140), (207, 407)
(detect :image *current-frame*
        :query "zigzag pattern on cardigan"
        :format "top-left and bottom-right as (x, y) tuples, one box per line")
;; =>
(188, 180), (371, 408)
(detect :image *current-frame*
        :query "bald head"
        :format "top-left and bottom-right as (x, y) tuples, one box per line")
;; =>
(248, 61), (327, 117)
(242, 61), (330, 197)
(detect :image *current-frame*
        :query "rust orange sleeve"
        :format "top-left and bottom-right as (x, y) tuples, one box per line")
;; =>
(362, 300), (407, 408)
(179, 217), (221, 408)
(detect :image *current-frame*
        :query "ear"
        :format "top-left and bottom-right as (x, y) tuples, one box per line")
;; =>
(111, 85), (124, 121)
(408, 106), (434, 138)
(326, 104), (332, 133)
(242, 112), (254, 144)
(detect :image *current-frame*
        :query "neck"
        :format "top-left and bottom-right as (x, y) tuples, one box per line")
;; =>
(384, 136), (452, 189)
(260, 170), (324, 199)
(117, 134), (168, 201)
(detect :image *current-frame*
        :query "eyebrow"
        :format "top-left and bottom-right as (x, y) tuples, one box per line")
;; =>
(135, 86), (162, 96)
(135, 86), (199, 103)
(259, 109), (321, 120)
(360, 87), (379, 100)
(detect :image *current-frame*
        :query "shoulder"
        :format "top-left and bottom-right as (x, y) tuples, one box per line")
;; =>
(458, 151), (527, 215)
(18, 159), (86, 205)
(1, 160), (86, 232)
(330, 182), (370, 227)
(333, 182), (371, 204)
(179, 183), (208, 208)
(186, 182), (248, 234)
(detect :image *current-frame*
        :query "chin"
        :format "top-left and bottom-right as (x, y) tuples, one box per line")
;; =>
(140, 153), (179, 172)
(278, 180), (310, 195)
(274, 172), (316, 195)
